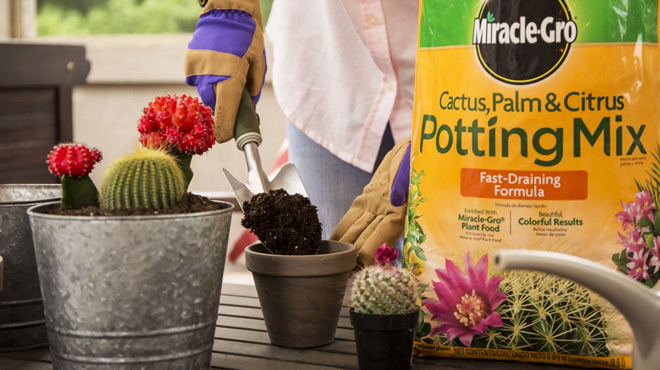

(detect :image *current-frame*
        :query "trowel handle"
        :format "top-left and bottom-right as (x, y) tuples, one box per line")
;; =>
(234, 86), (262, 151)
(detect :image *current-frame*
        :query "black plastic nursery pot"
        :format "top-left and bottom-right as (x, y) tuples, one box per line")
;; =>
(245, 240), (357, 348)
(349, 309), (420, 370)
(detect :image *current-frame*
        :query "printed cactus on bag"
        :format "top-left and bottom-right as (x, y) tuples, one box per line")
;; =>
(491, 271), (613, 356)
(351, 244), (420, 315)
(423, 253), (507, 347)
(100, 148), (186, 210)
(421, 254), (615, 356)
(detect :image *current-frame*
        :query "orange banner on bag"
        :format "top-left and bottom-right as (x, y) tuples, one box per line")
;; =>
(460, 168), (588, 200)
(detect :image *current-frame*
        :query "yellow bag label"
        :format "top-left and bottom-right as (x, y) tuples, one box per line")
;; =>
(407, 1), (660, 368)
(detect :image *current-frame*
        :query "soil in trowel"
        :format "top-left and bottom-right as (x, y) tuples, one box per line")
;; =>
(241, 189), (322, 255)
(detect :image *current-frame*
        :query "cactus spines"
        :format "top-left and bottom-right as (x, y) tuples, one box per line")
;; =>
(488, 271), (613, 356)
(47, 143), (102, 209)
(351, 244), (420, 315)
(352, 265), (419, 315)
(100, 148), (185, 210)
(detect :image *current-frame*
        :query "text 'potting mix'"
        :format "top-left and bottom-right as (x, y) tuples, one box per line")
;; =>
(408, 0), (660, 367)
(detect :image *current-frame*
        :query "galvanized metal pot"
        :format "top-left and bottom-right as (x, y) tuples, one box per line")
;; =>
(27, 201), (233, 370)
(245, 240), (356, 348)
(0, 184), (60, 352)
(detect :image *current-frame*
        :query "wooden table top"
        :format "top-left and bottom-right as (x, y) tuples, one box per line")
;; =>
(0, 283), (594, 370)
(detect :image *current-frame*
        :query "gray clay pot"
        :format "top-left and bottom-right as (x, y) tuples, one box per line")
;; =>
(245, 240), (357, 348)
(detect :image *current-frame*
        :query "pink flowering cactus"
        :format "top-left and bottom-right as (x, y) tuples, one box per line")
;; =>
(423, 253), (507, 347)
(612, 190), (660, 286)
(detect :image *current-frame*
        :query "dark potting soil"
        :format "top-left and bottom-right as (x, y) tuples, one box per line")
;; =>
(46, 193), (226, 216)
(241, 189), (322, 255)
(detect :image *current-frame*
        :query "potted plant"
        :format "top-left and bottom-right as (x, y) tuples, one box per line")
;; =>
(243, 189), (357, 348)
(26, 94), (234, 370)
(350, 244), (421, 370)
(0, 183), (60, 351)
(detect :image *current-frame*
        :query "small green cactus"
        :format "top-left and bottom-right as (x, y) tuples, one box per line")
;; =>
(99, 148), (186, 210)
(352, 266), (419, 315)
(482, 271), (613, 356)
(351, 244), (420, 315)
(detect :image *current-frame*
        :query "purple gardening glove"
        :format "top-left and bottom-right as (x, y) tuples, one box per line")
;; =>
(185, 0), (266, 143)
(390, 142), (410, 207)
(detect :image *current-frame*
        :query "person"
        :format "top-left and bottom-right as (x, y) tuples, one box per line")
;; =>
(185, 0), (417, 267)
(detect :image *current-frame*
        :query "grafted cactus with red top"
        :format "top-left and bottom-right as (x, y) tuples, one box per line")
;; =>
(47, 143), (102, 209)
(138, 94), (216, 189)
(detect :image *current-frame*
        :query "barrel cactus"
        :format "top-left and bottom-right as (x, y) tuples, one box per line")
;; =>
(351, 244), (420, 315)
(485, 270), (613, 356)
(100, 148), (186, 210)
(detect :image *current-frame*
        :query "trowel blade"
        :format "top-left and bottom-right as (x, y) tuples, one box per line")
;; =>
(223, 163), (308, 211)
(222, 168), (254, 211)
(269, 163), (308, 197)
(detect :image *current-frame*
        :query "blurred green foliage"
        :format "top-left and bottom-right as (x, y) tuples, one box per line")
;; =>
(37, 0), (273, 36)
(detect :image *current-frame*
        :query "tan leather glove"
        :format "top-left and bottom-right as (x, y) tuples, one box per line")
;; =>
(185, 0), (266, 143)
(330, 138), (411, 269)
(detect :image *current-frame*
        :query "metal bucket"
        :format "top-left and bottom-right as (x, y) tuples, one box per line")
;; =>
(27, 201), (233, 370)
(0, 184), (61, 352)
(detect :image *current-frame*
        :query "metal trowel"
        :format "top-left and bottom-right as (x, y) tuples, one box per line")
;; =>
(222, 87), (307, 211)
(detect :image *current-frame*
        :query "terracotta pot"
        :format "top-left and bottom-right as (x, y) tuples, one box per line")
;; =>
(245, 240), (356, 348)
(350, 309), (419, 370)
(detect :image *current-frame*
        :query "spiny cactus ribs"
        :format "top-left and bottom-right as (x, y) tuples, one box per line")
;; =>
(138, 94), (215, 155)
(48, 143), (102, 178)
(473, 271), (613, 357)
(352, 265), (419, 315)
(100, 148), (186, 210)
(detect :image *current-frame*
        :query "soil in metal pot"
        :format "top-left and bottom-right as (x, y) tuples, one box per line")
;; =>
(46, 193), (226, 216)
(241, 189), (322, 255)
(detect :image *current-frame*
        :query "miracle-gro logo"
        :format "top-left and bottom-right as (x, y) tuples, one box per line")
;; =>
(474, 0), (577, 84)
(473, 16), (577, 45)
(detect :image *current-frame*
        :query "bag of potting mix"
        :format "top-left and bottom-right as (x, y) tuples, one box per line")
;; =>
(406, 1), (660, 368)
